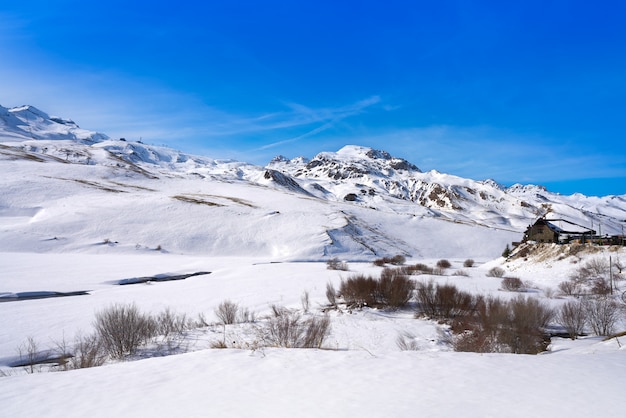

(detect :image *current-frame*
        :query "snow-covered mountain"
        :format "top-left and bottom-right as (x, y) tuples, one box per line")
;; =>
(1, 104), (625, 259)
(0, 104), (109, 143)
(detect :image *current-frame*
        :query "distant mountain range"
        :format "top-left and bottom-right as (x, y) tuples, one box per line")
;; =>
(1, 104), (624, 259)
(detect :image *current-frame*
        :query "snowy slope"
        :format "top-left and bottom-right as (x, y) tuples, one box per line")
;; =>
(0, 105), (108, 143)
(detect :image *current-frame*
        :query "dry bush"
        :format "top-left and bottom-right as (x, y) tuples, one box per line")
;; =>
(94, 303), (157, 359)
(436, 284), (475, 319)
(326, 258), (348, 271)
(68, 332), (107, 369)
(454, 296), (508, 353)
(501, 277), (524, 292)
(373, 255), (406, 266)
(436, 259), (452, 269)
(506, 296), (554, 354)
(543, 287), (557, 299)
(215, 300), (239, 325)
(487, 267), (506, 278)
(339, 274), (378, 308)
(463, 259), (475, 268)
(557, 300), (587, 339)
(591, 278), (611, 296)
(301, 290), (310, 313)
(571, 258), (610, 284)
(156, 308), (189, 339)
(396, 332), (420, 351)
(263, 310), (303, 348)
(431, 267), (446, 276)
(454, 295), (553, 354)
(301, 315), (332, 348)
(406, 263), (433, 275)
(415, 281), (475, 320)
(17, 336), (41, 374)
(584, 297), (621, 336)
(210, 340), (228, 349)
(558, 280), (580, 296)
(262, 308), (331, 348)
(452, 269), (469, 277)
(378, 268), (414, 309)
(237, 306), (255, 323)
(325, 282), (337, 308)
(415, 280), (438, 318)
(390, 255), (406, 265)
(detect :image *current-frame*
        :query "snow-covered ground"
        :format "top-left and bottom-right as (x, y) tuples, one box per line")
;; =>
(1, 249), (626, 417)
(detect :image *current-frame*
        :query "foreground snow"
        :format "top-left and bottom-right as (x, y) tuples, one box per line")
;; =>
(3, 344), (626, 418)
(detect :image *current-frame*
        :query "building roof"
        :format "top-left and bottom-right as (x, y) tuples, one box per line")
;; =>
(539, 218), (595, 235)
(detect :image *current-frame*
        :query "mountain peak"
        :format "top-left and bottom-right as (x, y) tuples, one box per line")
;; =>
(1, 104), (108, 143)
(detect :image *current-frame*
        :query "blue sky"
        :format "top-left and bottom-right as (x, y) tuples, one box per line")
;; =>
(1, 1), (625, 196)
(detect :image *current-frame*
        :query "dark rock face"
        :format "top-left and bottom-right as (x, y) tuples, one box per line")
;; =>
(264, 169), (313, 196)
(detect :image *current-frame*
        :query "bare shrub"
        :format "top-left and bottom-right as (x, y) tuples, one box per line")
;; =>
(390, 255), (406, 265)
(501, 277), (524, 292)
(195, 312), (209, 328)
(264, 311), (303, 348)
(215, 300), (239, 325)
(237, 306), (255, 323)
(69, 332), (107, 369)
(373, 255), (406, 266)
(17, 336), (41, 374)
(210, 340), (228, 349)
(270, 304), (290, 318)
(301, 290), (310, 313)
(301, 315), (332, 348)
(584, 258), (610, 277)
(543, 287), (557, 299)
(452, 269), (469, 277)
(406, 263), (433, 275)
(454, 296), (508, 353)
(156, 308), (189, 339)
(436, 259), (452, 269)
(325, 282), (337, 308)
(431, 267), (446, 276)
(339, 274), (378, 308)
(584, 297), (621, 336)
(435, 284), (475, 319)
(558, 280), (580, 296)
(262, 308), (331, 348)
(487, 267), (506, 278)
(396, 332), (420, 351)
(378, 268), (414, 308)
(454, 295), (553, 354)
(591, 278), (611, 296)
(415, 280), (438, 318)
(506, 296), (553, 354)
(415, 281), (474, 320)
(463, 259), (475, 268)
(326, 258), (348, 271)
(557, 300), (587, 339)
(94, 303), (157, 359)
(571, 258), (610, 284)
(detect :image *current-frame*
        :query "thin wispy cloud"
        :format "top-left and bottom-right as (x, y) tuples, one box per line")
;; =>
(253, 96), (382, 151)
